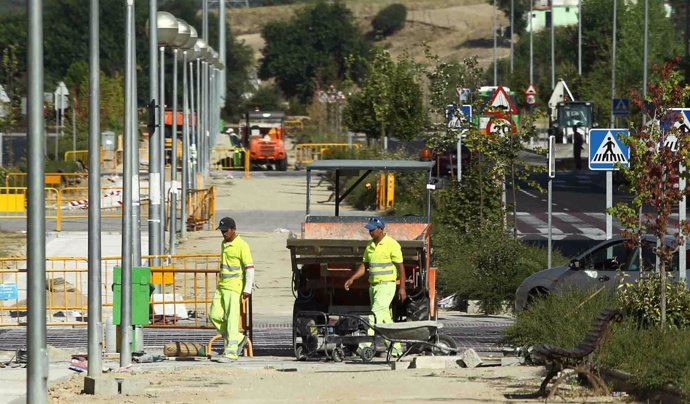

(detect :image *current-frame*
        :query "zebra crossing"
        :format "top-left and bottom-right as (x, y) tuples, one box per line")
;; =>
(513, 211), (684, 240)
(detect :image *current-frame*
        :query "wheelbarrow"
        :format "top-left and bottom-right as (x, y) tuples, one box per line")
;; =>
(294, 311), (457, 363)
(372, 320), (457, 362)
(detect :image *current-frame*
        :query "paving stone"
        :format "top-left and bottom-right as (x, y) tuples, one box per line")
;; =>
(461, 348), (482, 368)
(119, 376), (149, 395)
(83, 376), (119, 396)
(500, 357), (522, 367)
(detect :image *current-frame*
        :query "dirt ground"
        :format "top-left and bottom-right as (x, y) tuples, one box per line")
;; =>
(233, 0), (509, 68)
(48, 361), (625, 403)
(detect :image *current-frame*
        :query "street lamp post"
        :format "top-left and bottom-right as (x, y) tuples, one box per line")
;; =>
(156, 12), (178, 255)
(168, 19), (191, 255)
(180, 26), (197, 240)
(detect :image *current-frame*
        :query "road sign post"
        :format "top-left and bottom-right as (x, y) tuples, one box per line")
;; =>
(589, 128), (630, 240)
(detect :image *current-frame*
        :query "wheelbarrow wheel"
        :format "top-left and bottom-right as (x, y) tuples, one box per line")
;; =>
(359, 346), (375, 363)
(331, 347), (345, 362)
(431, 333), (457, 356)
(295, 344), (307, 361)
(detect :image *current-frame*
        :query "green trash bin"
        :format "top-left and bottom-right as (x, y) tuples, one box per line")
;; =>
(113, 266), (151, 326)
(232, 148), (242, 167)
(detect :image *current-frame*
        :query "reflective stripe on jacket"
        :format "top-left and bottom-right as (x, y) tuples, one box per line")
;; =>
(219, 235), (254, 292)
(363, 234), (403, 284)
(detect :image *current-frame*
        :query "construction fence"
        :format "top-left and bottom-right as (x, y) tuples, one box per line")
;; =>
(0, 176), (215, 231)
(0, 253), (242, 330)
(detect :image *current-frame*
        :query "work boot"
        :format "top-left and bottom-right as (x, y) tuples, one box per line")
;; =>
(216, 355), (237, 363)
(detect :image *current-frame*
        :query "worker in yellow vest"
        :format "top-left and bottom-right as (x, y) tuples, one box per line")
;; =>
(209, 217), (254, 363)
(344, 216), (406, 356)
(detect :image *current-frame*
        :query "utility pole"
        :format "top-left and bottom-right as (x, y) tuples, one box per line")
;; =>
(578, 0), (582, 75)
(493, 0), (497, 86)
(510, 0), (514, 74)
(550, 0), (555, 89)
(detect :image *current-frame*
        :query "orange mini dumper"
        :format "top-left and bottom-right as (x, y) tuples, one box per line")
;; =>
(286, 160), (456, 361)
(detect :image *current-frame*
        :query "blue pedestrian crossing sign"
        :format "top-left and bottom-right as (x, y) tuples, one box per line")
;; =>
(589, 129), (630, 171)
(612, 98), (630, 115)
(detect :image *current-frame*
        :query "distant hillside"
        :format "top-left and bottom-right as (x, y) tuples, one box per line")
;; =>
(229, 0), (510, 68)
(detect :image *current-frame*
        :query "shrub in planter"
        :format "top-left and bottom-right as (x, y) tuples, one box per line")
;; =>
(372, 4), (407, 37)
(503, 289), (617, 348)
(437, 225), (565, 314)
(617, 275), (690, 329)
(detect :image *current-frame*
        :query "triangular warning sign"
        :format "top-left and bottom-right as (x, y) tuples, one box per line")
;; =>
(591, 132), (628, 163)
(614, 99), (628, 114)
(487, 85), (518, 115)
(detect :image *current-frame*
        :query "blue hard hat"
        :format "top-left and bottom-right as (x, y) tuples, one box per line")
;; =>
(364, 216), (385, 230)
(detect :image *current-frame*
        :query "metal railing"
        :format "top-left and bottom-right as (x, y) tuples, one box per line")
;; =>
(294, 143), (360, 169)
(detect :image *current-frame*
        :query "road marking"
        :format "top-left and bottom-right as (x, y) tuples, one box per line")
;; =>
(519, 189), (538, 198)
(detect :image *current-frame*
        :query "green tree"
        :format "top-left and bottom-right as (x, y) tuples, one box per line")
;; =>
(258, 0), (369, 102)
(343, 47), (426, 144)
(610, 59), (690, 329)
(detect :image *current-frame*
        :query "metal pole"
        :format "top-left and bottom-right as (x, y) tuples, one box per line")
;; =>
(203, 0), (209, 42)
(201, 61), (207, 177)
(643, 0), (648, 100)
(548, 178), (553, 268)
(610, 0), (617, 128)
(131, 21), (141, 268)
(27, 0), (47, 399)
(170, 49), (178, 254)
(189, 60), (197, 190)
(493, 0), (497, 86)
(550, 0), (555, 89)
(606, 171), (612, 239)
(87, 0), (102, 378)
(72, 102), (76, 154)
(196, 58), (201, 184)
(181, 51), (189, 239)
(529, 0), (533, 84)
(578, 0), (582, 75)
(120, 0), (135, 367)
(148, 0), (160, 269)
(55, 102), (59, 159)
(219, 0), (226, 107)
(548, 135), (555, 268)
(510, 0), (515, 74)
(456, 135), (462, 182)
(159, 46), (166, 254)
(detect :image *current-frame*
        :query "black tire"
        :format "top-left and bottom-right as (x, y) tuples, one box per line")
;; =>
(526, 288), (549, 310)
(331, 347), (345, 362)
(431, 333), (457, 356)
(405, 293), (430, 321)
(360, 347), (375, 363)
(294, 344), (306, 361)
(276, 158), (288, 171)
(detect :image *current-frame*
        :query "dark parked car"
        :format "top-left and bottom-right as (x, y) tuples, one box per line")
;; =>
(515, 235), (690, 312)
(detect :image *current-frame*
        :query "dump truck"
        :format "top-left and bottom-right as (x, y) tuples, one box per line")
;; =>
(239, 110), (288, 171)
(286, 159), (438, 359)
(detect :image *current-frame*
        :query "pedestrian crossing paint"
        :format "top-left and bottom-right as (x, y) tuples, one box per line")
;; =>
(514, 211), (684, 240)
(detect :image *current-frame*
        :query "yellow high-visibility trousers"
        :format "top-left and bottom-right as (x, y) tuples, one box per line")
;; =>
(363, 281), (402, 355)
(209, 288), (242, 359)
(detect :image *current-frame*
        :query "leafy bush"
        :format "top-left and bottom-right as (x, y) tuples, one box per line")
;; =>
(371, 4), (407, 37)
(503, 289), (617, 347)
(437, 225), (566, 314)
(618, 275), (690, 329)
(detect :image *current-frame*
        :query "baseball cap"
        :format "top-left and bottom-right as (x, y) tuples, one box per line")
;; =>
(364, 216), (385, 231)
(216, 217), (236, 230)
